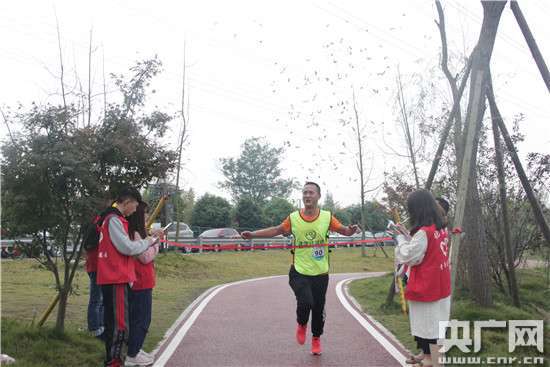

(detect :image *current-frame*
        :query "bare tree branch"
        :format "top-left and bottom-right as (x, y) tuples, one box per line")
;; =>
(396, 65), (420, 188)
(102, 46), (107, 120)
(174, 42), (190, 242)
(0, 107), (18, 147)
(54, 9), (68, 112)
(87, 27), (93, 127)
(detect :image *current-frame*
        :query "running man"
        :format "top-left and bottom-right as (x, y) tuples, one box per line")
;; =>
(241, 182), (359, 355)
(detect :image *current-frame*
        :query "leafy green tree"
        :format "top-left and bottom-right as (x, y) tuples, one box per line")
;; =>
(263, 197), (295, 227)
(191, 194), (232, 230)
(142, 183), (194, 226)
(322, 192), (352, 226)
(1, 57), (177, 332)
(365, 202), (391, 231)
(322, 192), (338, 213)
(333, 209), (351, 226)
(234, 196), (264, 230)
(344, 202), (389, 232)
(175, 188), (195, 224)
(219, 137), (297, 203)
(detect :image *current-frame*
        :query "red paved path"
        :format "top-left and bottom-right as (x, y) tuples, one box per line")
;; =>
(154, 273), (408, 367)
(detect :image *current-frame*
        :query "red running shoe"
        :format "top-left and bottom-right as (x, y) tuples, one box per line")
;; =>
(311, 336), (322, 355)
(296, 323), (307, 345)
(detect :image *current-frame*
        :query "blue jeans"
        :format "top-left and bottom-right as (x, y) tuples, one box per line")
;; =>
(128, 288), (153, 357)
(87, 271), (104, 336)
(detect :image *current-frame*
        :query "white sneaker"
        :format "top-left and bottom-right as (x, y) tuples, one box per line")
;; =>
(125, 350), (154, 366)
(139, 350), (153, 359)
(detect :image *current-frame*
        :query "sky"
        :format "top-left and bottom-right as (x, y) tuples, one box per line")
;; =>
(1, 0), (549, 207)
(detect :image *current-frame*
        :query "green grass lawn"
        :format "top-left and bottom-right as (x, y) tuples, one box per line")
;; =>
(1, 246), (394, 367)
(349, 267), (550, 366)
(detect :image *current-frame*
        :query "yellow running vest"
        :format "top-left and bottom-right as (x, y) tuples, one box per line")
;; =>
(290, 209), (331, 276)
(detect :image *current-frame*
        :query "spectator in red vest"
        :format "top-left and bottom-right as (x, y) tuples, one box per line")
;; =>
(395, 189), (450, 367)
(84, 198), (120, 341)
(125, 202), (160, 366)
(96, 187), (161, 367)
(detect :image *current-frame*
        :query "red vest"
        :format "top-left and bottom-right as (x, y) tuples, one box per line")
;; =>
(96, 213), (136, 285)
(405, 225), (451, 302)
(85, 247), (98, 273)
(133, 261), (155, 290)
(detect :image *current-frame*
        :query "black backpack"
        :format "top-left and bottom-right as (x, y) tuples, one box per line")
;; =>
(82, 215), (102, 251)
(82, 208), (119, 251)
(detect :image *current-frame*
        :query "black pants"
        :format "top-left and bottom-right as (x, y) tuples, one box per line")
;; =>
(415, 336), (437, 354)
(288, 265), (329, 337)
(102, 284), (130, 367)
(128, 288), (153, 357)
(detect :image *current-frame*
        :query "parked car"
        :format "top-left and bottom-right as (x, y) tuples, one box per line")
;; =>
(150, 222), (194, 252)
(198, 228), (241, 239)
(165, 222), (194, 240)
(198, 228), (243, 252)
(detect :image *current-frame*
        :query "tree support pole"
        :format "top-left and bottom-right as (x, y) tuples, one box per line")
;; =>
(487, 81), (521, 307)
(37, 293), (60, 327)
(510, 1), (550, 92)
(487, 81), (550, 246)
(425, 59), (472, 190)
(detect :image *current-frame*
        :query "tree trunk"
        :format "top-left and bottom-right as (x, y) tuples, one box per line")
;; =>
(451, 1), (506, 307)
(175, 43), (189, 244)
(462, 173), (493, 306)
(55, 287), (69, 332)
(352, 88), (368, 257)
(487, 81), (521, 307)
(396, 66), (420, 188)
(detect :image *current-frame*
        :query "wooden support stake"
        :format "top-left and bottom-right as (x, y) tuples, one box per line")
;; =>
(146, 195), (169, 230)
(425, 59), (472, 190)
(510, 1), (550, 92)
(488, 83), (550, 247)
(37, 293), (60, 327)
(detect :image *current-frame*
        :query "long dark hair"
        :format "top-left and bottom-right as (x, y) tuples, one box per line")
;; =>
(407, 189), (444, 235)
(127, 202), (149, 240)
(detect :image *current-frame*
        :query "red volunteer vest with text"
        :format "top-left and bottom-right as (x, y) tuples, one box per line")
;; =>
(133, 260), (155, 290)
(96, 213), (136, 285)
(405, 225), (451, 302)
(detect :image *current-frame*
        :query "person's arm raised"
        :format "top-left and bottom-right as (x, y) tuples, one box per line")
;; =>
(241, 224), (286, 239)
(330, 215), (360, 237)
(336, 224), (360, 237)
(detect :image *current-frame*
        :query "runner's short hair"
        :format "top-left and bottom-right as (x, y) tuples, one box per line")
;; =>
(304, 181), (321, 195)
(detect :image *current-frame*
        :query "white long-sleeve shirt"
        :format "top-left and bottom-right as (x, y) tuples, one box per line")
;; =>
(394, 230), (428, 267)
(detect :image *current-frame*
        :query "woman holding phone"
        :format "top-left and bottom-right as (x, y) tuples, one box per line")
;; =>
(394, 190), (451, 367)
(125, 202), (162, 366)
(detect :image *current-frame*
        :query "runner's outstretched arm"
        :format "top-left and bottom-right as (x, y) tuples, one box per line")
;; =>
(241, 224), (286, 239)
(334, 224), (360, 237)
